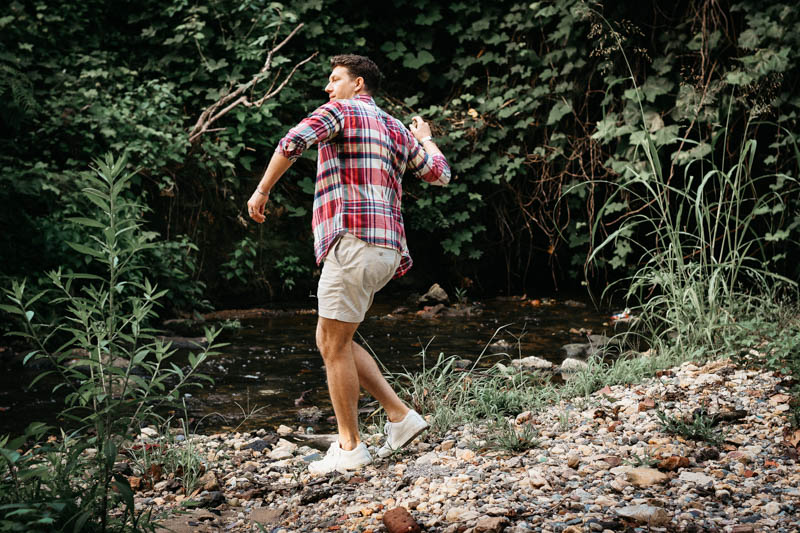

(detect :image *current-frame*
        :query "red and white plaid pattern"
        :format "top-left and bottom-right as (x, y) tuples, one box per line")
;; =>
(276, 95), (450, 278)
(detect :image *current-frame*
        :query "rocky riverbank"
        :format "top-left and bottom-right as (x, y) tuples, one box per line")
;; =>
(132, 358), (799, 532)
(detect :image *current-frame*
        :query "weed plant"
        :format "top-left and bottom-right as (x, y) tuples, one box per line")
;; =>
(0, 154), (221, 532)
(655, 409), (726, 447)
(624, 449), (659, 468)
(390, 349), (475, 435)
(125, 412), (205, 497)
(484, 417), (540, 453)
(389, 332), (726, 451)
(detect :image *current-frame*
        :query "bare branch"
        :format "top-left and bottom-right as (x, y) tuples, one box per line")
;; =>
(189, 23), (318, 144)
(251, 52), (318, 107)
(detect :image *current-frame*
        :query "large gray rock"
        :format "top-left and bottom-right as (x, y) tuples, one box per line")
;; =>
(587, 334), (617, 356)
(418, 283), (449, 305)
(616, 505), (671, 526)
(560, 358), (589, 372)
(511, 356), (553, 370)
(626, 467), (668, 487)
(587, 334), (612, 347)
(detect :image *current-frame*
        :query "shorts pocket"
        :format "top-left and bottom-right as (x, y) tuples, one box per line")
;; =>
(334, 233), (363, 267)
(363, 246), (399, 291)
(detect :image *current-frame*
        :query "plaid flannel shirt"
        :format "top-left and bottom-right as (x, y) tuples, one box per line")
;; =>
(275, 94), (451, 278)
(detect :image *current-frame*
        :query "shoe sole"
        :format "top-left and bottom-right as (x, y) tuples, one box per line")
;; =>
(309, 457), (373, 475)
(378, 423), (429, 458)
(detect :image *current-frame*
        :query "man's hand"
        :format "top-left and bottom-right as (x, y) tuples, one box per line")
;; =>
(410, 116), (443, 158)
(247, 152), (292, 223)
(247, 188), (269, 223)
(409, 116), (432, 141)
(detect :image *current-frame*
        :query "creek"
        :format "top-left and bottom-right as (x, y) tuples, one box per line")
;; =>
(182, 296), (611, 434)
(0, 296), (612, 436)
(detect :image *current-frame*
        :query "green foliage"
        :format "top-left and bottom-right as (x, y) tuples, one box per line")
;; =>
(125, 416), (205, 497)
(0, 0), (315, 308)
(0, 424), (86, 533)
(581, 9), (799, 382)
(390, 338), (702, 447)
(274, 255), (311, 292)
(220, 236), (258, 285)
(410, 0), (800, 287)
(469, 371), (543, 420)
(0, 154), (222, 531)
(2, 0), (800, 303)
(731, 302), (800, 425)
(391, 350), (474, 435)
(454, 287), (468, 305)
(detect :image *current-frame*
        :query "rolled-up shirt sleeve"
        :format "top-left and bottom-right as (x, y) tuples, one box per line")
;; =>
(407, 135), (451, 186)
(275, 101), (345, 162)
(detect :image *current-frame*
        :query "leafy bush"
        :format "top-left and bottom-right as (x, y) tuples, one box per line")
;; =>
(0, 154), (221, 532)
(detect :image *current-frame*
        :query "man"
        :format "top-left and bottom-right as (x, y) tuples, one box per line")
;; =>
(247, 54), (450, 475)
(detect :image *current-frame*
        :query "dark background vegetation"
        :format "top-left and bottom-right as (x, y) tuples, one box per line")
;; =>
(2, 0), (798, 318)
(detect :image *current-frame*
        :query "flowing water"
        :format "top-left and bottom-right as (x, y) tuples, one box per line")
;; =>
(0, 296), (612, 436)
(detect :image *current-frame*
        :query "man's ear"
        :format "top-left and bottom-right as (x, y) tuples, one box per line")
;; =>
(355, 76), (366, 93)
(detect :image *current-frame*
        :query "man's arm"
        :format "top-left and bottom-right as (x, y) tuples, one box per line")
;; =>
(408, 115), (450, 186)
(247, 152), (293, 223)
(246, 101), (345, 223)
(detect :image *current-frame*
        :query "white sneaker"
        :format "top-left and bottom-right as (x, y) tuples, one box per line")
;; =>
(308, 441), (372, 475)
(377, 409), (429, 458)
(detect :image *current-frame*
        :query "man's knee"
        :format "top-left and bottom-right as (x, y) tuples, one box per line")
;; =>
(316, 318), (357, 360)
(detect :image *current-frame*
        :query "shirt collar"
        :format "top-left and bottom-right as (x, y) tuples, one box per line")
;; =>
(353, 94), (375, 105)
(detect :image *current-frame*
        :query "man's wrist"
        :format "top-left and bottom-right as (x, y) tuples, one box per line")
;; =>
(419, 135), (433, 144)
(255, 188), (269, 196)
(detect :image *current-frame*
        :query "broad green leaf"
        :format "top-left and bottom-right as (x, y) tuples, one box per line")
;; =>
(403, 51), (435, 70)
(547, 100), (572, 125)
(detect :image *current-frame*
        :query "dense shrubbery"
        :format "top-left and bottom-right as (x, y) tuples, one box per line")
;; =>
(1, 0), (798, 304)
(0, 155), (219, 531)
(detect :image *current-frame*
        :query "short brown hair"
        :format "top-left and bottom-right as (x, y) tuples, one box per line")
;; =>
(330, 54), (382, 94)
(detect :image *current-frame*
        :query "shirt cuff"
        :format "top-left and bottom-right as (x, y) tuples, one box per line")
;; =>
(275, 137), (306, 162)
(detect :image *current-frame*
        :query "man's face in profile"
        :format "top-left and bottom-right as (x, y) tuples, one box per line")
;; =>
(325, 66), (362, 101)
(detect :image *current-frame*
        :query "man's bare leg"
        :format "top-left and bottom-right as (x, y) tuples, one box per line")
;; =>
(316, 317), (361, 451)
(351, 341), (410, 423)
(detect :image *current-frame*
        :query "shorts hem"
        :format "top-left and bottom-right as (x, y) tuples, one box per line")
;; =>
(317, 307), (364, 324)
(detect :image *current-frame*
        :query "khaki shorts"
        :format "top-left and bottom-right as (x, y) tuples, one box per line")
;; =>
(317, 233), (401, 323)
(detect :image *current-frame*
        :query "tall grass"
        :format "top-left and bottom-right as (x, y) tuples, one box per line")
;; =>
(581, 12), (800, 362)
(590, 118), (797, 358)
